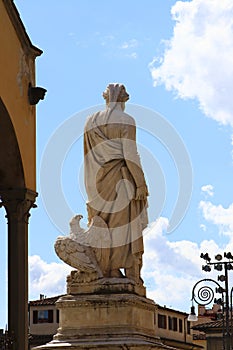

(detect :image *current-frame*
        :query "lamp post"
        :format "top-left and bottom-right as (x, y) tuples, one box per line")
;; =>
(188, 252), (233, 350)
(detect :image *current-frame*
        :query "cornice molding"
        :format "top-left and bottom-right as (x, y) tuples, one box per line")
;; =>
(3, 0), (43, 58)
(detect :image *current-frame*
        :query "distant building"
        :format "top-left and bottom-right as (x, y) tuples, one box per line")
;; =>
(155, 305), (203, 350)
(28, 295), (62, 349)
(193, 320), (226, 350)
(192, 304), (231, 350)
(28, 295), (203, 350)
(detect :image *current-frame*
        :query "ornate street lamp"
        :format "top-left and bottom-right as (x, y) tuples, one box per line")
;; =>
(188, 302), (198, 322)
(189, 252), (233, 350)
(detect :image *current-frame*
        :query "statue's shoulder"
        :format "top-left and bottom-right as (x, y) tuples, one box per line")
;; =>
(119, 111), (136, 127)
(84, 111), (103, 129)
(85, 111), (100, 122)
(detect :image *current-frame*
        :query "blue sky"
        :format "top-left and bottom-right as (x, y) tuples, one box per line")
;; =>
(1, 0), (233, 327)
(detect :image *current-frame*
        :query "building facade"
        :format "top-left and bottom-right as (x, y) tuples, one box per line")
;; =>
(155, 305), (202, 350)
(192, 304), (233, 350)
(29, 295), (62, 349)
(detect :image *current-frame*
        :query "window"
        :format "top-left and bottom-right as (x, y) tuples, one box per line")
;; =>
(173, 317), (177, 331)
(168, 316), (172, 330)
(158, 314), (167, 329)
(179, 319), (183, 333)
(168, 316), (178, 331)
(33, 310), (53, 324)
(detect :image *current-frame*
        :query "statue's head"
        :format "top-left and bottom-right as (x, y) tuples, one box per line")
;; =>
(102, 83), (129, 105)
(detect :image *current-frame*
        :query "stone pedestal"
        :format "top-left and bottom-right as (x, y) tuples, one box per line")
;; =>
(67, 272), (146, 297)
(33, 278), (171, 350)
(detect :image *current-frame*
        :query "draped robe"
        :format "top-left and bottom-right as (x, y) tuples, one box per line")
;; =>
(84, 106), (148, 270)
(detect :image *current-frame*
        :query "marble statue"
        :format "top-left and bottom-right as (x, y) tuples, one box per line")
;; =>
(55, 83), (148, 285)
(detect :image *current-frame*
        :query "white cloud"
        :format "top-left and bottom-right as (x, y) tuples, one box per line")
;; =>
(200, 224), (206, 231)
(120, 39), (138, 49)
(127, 52), (137, 59)
(149, 0), (233, 126)
(118, 39), (139, 59)
(142, 216), (233, 311)
(199, 200), (233, 235)
(142, 217), (210, 311)
(144, 218), (200, 274)
(201, 184), (214, 197)
(29, 255), (72, 300)
(100, 35), (115, 46)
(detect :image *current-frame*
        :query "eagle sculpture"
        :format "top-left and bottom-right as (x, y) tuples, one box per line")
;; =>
(54, 215), (111, 279)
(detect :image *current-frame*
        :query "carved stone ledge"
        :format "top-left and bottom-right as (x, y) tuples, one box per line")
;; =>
(67, 271), (146, 297)
(57, 293), (155, 311)
(34, 340), (172, 350)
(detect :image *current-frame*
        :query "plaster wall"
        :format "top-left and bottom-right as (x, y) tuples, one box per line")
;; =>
(0, 0), (41, 190)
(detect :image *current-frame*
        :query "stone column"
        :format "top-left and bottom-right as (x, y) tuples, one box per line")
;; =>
(0, 188), (37, 350)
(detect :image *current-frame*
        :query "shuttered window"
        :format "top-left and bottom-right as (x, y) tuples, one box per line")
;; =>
(158, 314), (167, 329)
(32, 310), (54, 323)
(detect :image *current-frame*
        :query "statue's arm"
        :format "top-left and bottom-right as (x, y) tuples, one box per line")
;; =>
(121, 122), (149, 200)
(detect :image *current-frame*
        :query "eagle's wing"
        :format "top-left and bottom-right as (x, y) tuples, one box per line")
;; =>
(54, 236), (97, 273)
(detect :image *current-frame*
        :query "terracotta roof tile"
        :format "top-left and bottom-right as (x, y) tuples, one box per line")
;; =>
(192, 319), (225, 330)
(29, 295), (64, 306)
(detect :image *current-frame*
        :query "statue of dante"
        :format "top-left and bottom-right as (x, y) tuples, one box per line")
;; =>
(84, 83), (148, 283)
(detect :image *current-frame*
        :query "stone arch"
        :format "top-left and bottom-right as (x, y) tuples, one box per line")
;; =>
(0, 97), (25, 189)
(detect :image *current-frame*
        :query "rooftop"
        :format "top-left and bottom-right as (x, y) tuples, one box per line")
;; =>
(29, 295), (64, 306)
(192, 319), (228, 331)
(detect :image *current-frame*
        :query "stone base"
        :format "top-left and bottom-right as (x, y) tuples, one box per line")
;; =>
(33, 339), (171, 349)
(67, 273), (146, 297)
(33, 281), (173, 350)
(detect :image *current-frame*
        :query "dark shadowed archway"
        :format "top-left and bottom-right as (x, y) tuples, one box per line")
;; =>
(0, 98), (37, 350)
(0, 97), (25, 188)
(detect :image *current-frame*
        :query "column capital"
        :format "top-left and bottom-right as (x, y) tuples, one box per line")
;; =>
(0, 187), (37, 223)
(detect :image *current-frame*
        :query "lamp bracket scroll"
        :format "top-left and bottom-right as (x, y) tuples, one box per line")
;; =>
(191, 278), (223, 306)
